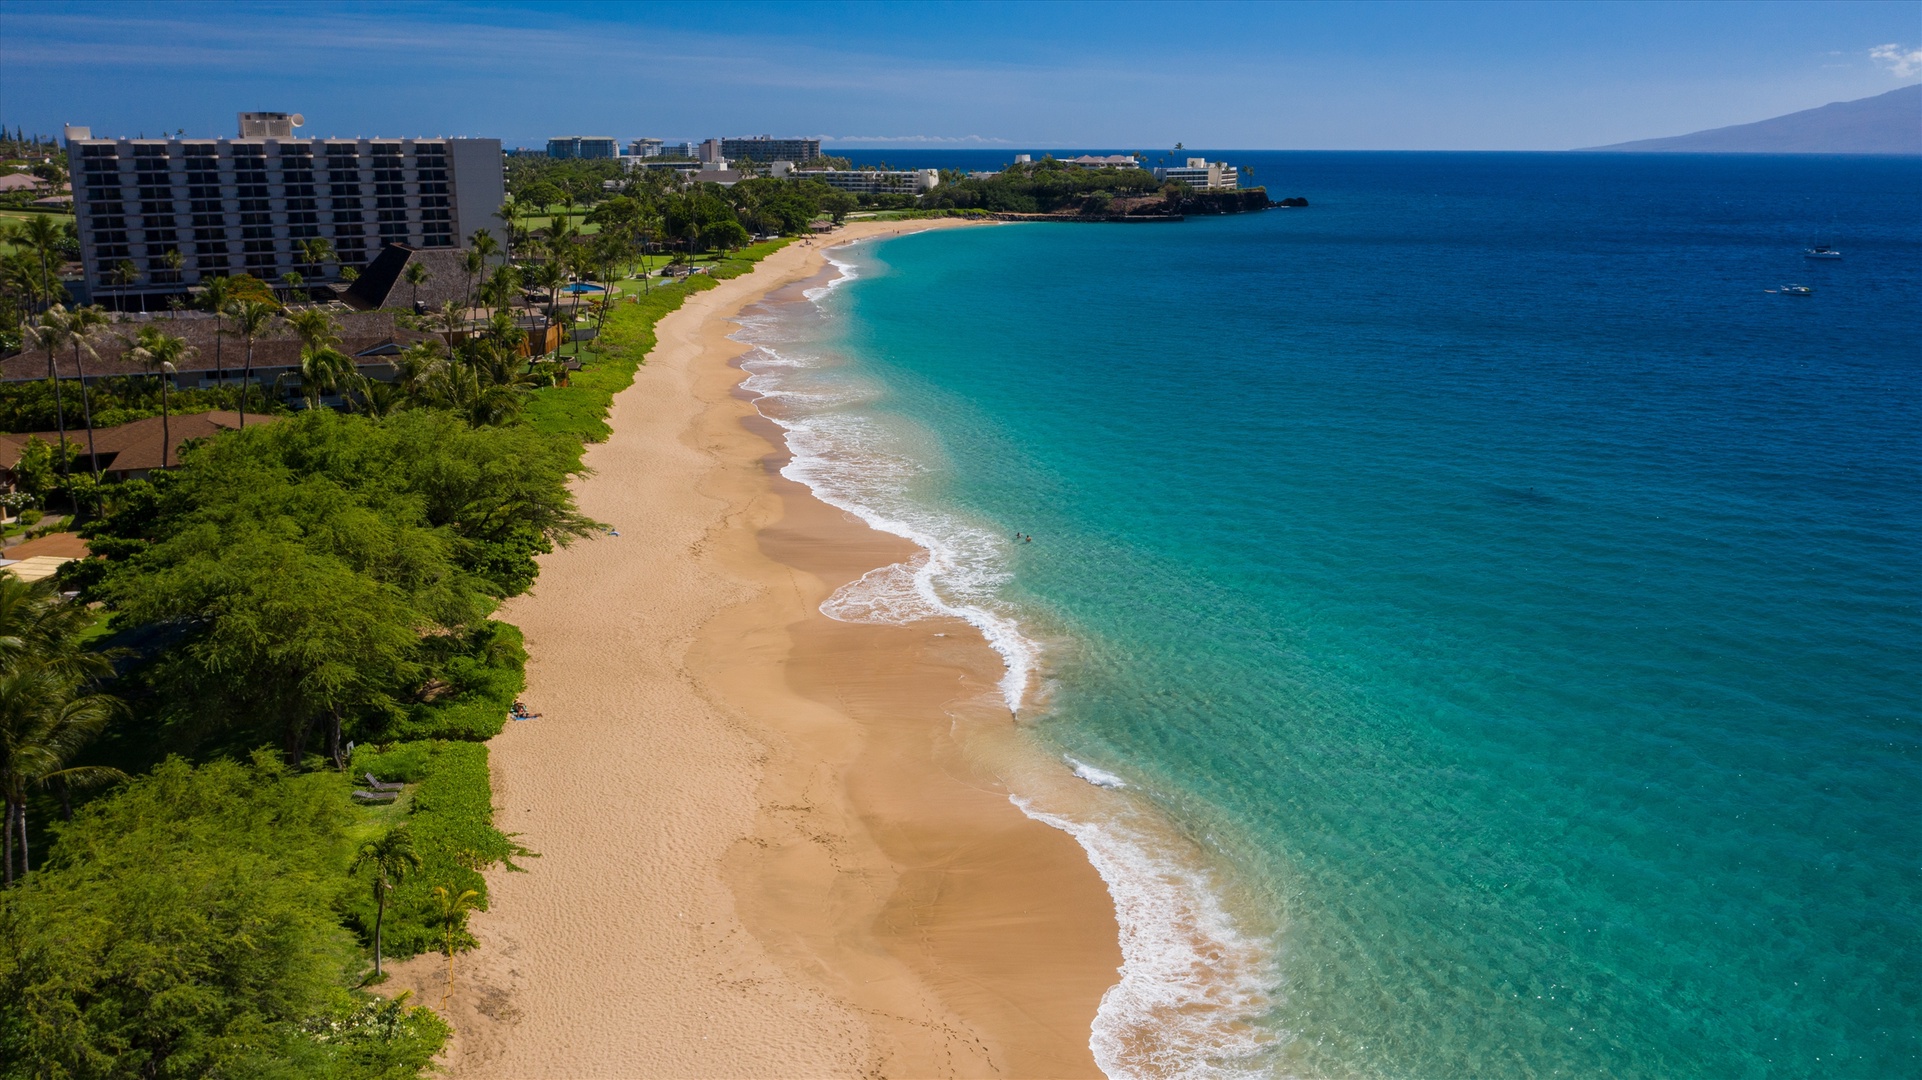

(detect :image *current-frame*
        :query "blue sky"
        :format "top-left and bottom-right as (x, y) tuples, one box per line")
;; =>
(2, 0), (1917, 150)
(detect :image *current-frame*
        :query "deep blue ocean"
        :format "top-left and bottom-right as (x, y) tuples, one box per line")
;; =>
(743, 153), (1921, 1079)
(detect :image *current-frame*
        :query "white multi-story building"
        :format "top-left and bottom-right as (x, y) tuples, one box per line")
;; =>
(65, 112), (504, 308)
(793, 169), (940, 195)
(1152, 157), (1239, 191)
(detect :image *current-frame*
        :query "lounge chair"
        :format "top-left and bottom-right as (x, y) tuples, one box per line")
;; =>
(352, 790), (398, 804)
(363, 773), (405, 792)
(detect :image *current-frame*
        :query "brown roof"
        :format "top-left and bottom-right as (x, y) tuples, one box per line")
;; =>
(344, 245), (479, 311)
(0, 311), (437, 382)
(0, 410), (274, 474)
(0, 173), (48, 191)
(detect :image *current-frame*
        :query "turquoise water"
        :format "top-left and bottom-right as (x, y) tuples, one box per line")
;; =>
(743, 154), (1921, 1078)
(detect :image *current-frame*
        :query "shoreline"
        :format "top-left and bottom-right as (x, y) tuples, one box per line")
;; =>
(389, 221), (1122, 1077)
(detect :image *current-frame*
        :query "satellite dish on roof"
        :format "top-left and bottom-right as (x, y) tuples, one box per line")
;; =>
(290, 114), (306, 128)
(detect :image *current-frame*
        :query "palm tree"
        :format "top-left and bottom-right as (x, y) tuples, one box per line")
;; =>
(353, 826), (422, 980)
(279, 270), (305, 304)
(61, 305), (109, 480)
(18, 213), (64, 313)
(300, 237), (337, 282)
(461, 249), (484, 311)
(430, 884), (480, 1004)
(162, 247), (185, 296)
(224, 298), (278, 428)
(468, 228), (500, 276)
(340, 372), (405, 417)
(199, 275), (237, 387)
(493, 199), (523, 263)
(21, 312), (71, 482)
(285, 307), (341, 353)
(130, 327), (194, 469)
(0, 576), (125, 885)
(402, 261), (431, 311)
(430, 299), (466, 350)
(110, 260), (139, 313)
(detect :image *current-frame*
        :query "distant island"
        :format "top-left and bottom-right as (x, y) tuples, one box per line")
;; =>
(1581, 83), (1921, 154)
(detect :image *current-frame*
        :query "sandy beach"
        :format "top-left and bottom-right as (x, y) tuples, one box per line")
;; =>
(385, 220), (1122, 1078)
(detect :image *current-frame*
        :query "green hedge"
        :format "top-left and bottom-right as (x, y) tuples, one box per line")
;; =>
(382, 621), (526, 743)
(345, 740), (524, 960)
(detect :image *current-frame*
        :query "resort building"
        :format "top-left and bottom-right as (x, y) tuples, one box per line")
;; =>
(1066, 154), (1140, 168)
(0, 411), (268, 483)
(546, 136), (619, 160)
(721, 136), (823, 164)
(63, 114), (505, 309)
(1152, 158), (1240, 191)
(0, 309), (439, 391)
(792, 169), (940, 195)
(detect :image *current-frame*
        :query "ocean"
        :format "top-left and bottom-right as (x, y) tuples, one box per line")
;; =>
(737, 153), (1921, 1079)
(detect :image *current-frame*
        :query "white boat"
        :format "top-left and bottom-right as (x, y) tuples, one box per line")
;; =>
(1804, 245), (1842, 260)
(1767, 284), (1813, 296)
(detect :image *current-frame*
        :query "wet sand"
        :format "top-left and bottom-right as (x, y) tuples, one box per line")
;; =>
(386, 220), (1122, 1077)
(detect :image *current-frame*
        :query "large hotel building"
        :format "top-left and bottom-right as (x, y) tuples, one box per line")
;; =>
(64, 112), (504, 308)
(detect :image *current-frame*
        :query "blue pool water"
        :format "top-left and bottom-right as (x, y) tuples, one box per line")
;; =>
(563, 282), (605, 294)
(742, 153), (1921, 1078)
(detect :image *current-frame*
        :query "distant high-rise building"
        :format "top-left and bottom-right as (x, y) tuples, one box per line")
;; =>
(546, 136), (619, 160)
(64, 113), (504, 308)
(697, 139), (724, 164)
(721, 135), (823, 163)
(628, 138), (664, 158)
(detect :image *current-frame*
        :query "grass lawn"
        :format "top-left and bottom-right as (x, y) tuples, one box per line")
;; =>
(0, 207), (72, 255)
(515, 211), (600, 235)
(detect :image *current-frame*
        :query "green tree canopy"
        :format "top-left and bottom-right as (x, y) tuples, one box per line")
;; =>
(0, 753), (448, 1078)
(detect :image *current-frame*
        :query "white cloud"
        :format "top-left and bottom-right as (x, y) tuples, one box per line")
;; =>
(1869, 43), (1922, 78)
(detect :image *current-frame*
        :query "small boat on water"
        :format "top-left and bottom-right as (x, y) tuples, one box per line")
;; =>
(1766, 284), (1814, 296)
(1804, 245), (1843, 260)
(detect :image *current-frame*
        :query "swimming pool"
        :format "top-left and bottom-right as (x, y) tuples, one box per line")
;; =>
(562, 283), (605, 294)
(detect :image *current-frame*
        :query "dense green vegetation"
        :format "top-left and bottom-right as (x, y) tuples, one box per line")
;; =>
(0, 234), (796, 1078)
(0, 375), (277, 432)
(0, 754), (448, 1078)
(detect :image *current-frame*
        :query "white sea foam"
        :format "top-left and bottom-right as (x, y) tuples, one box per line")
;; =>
(1014, 796), (1282, 1079)
(734, 257), (1040, 712)
(736, 249), (1280, 1077)
(1068, 756), (1130, 789)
